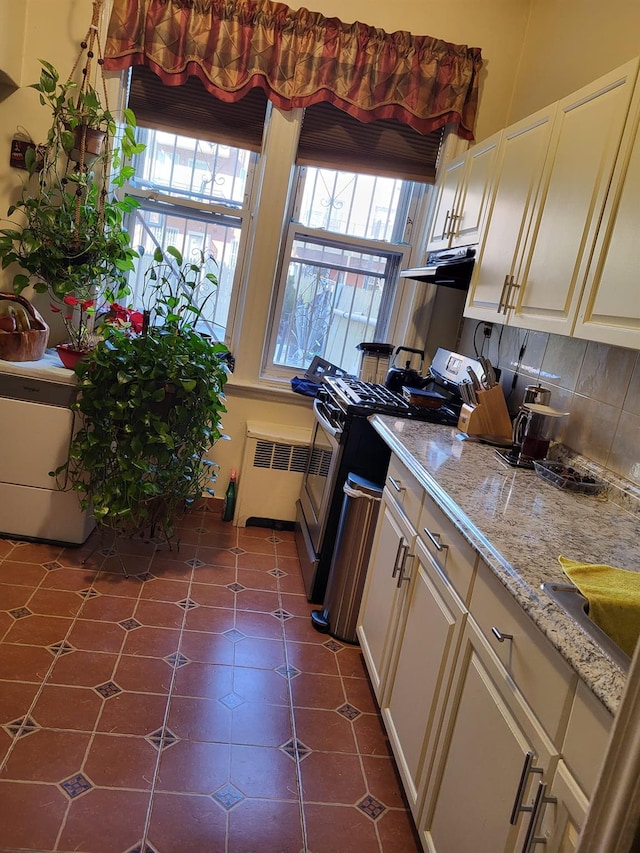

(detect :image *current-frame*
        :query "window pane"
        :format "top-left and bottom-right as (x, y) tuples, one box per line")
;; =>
(273, 236), (398, 375)
(296, 168), (406, 241)
(131, 128), (251, 208)
(127, 204), (242, 340)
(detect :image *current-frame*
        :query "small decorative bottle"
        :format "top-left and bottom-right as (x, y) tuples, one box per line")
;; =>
(222, 469), (237, 522)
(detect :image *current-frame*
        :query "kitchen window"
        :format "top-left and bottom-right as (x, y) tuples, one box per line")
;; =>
(266, 166), (423, 376)
(122, 67), (267, 344)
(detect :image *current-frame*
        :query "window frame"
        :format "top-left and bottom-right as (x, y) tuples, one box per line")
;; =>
(121, 124), (263, 350)
(261, 163), (428, 381)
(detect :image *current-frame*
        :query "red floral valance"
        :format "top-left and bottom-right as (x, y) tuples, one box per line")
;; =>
(104, 0), (482, 140)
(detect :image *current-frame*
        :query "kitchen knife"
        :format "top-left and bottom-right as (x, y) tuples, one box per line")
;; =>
(467, 366), (482, 395)
(479, 356), (497, 388)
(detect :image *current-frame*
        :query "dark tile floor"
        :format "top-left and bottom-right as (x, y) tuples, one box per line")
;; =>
(0, 505), (421, 852)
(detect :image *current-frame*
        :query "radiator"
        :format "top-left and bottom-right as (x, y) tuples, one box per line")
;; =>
(233, 421), (312, 526)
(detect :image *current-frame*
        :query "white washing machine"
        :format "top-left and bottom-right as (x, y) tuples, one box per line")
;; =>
(0, 349), (94, 545)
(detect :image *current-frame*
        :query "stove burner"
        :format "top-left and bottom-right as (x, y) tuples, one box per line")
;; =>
(325, 377), (459, 425)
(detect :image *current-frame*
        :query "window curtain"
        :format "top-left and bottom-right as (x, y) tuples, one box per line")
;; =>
(104, 0), (483, 140)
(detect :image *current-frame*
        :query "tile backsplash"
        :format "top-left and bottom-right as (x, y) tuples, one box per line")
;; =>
(458, 321), (640, 486)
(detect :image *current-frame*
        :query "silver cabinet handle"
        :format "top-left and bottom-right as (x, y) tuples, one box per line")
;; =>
(521, 781), (556, 853)
(442, 209), (451, 238)
(422, 525), (448, 553)
(510, 751), (543, 825)
(492, 626), (514, 643)
(497, 274), (510, 313)
(396, 546), (412, 588)
(388, 476), (404, 493)
(448, 210), (459, 238)
(392, 539), (404, 578)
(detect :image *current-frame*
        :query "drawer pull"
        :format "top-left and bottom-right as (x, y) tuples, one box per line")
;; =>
(492, 626), (514, 643)
(510, 751), (543, 825)
(422, 525), (448, 552)
(388, 476), (404, 493)
(391, 539), (405, 578)
(396, 547), (412, 588)
(521, 781), (556, 852)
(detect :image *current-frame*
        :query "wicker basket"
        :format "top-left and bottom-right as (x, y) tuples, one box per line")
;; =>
(0, 294), (50, 361)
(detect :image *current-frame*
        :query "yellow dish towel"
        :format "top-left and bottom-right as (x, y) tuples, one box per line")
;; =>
(559, 557), (640, 658)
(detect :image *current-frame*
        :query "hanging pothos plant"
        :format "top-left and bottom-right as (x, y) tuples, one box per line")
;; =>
(54, 247), (231, 544)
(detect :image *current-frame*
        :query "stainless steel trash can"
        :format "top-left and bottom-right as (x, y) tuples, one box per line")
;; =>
(310, 472), (383, 643)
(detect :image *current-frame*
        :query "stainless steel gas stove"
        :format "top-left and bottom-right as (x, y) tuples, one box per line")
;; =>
(294, 357), (471, 604)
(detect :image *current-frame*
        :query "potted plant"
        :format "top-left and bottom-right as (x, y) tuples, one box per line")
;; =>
(54, 246), (231, 546)
(0, 58), (145, 364)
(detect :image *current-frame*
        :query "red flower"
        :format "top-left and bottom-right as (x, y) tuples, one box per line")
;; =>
(50, 303), (61, 313)
(63, 294), (79, 306)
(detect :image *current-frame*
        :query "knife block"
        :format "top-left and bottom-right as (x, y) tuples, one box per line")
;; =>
(457, 384), (513, 440)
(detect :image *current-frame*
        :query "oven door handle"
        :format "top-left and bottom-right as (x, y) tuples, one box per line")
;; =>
(313, 399), (342, 440)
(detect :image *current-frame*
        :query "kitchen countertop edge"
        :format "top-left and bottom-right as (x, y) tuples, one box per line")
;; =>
(370, 414), (635, 716)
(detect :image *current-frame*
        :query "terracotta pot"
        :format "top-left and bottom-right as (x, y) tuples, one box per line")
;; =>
(56, 343), (90, 370)
(69, 125), (107, 166)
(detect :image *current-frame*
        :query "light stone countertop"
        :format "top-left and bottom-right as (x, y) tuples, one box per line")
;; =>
(370, 414), (640, 715)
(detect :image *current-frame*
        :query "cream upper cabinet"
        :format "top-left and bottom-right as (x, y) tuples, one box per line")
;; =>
(427, 132), (501, 251)
(573, 65), (640, 349)
(511, 59), (639, 336)
(464, 58), (639, 340)
(427, 157), (467, 250)
(463, 105), (556, 322)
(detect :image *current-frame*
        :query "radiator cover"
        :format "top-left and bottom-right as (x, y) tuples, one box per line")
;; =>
(234, 421), (312, 526)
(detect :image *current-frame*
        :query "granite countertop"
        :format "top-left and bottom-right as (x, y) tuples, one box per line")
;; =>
(370, 414), (640, 715)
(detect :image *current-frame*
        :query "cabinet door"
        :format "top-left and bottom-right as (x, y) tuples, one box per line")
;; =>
(419, 619), (557, 853)
(452, 131), (502, 248)
(540, 761), (589, 853)
(427, 157), (466, 250)
(574, 65), (640, 348)
(511, 59), (639, 336)
(381, 538), (467, 816)
(464, 106), (556, 323)
(356, 493), (415, 700)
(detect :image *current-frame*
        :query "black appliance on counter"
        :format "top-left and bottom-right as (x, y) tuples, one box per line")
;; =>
(294, 368), (464, 604)
(399, 245), (476, 290)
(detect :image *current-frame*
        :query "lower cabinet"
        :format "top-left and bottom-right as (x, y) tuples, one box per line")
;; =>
(381, 537), (467, 816)
(357, 489), (415, 700)
(357, 452), (613, 852)
(418, 618), (558, 853)
(540, 761), (589, 853)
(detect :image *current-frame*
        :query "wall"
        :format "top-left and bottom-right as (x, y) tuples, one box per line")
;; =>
(507, 0), (640, 128)
(458, 322), (640, 486)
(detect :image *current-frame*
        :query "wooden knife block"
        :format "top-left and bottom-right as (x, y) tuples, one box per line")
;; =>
(457, 384), (513, 440)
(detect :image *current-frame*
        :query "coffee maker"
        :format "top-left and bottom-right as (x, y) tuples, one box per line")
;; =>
(507, 403), (569, 467)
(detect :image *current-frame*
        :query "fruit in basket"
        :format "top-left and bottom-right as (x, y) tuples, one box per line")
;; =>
(0, 315), (17, 332)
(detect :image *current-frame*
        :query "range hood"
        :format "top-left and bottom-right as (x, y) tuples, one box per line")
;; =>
(400, 246), (476, 291)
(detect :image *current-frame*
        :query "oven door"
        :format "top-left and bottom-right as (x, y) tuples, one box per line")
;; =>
(299, 399), (343, 554)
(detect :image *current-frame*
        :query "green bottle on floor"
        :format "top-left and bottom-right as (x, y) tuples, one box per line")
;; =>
(222, 469), (237, 521)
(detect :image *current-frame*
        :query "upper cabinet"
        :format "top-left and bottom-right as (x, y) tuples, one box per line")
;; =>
(463, 105), (556, 320)
(462, 58), (640, 348)
(426, 132), (501, 251)
(573, 74), (640, 349)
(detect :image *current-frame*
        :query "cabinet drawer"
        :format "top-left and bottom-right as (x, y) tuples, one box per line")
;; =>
(470, 561), (576, 742)
(562, 680), (612, 798)
(385, 454), (423, 529)
(418, 493), (477, 605)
